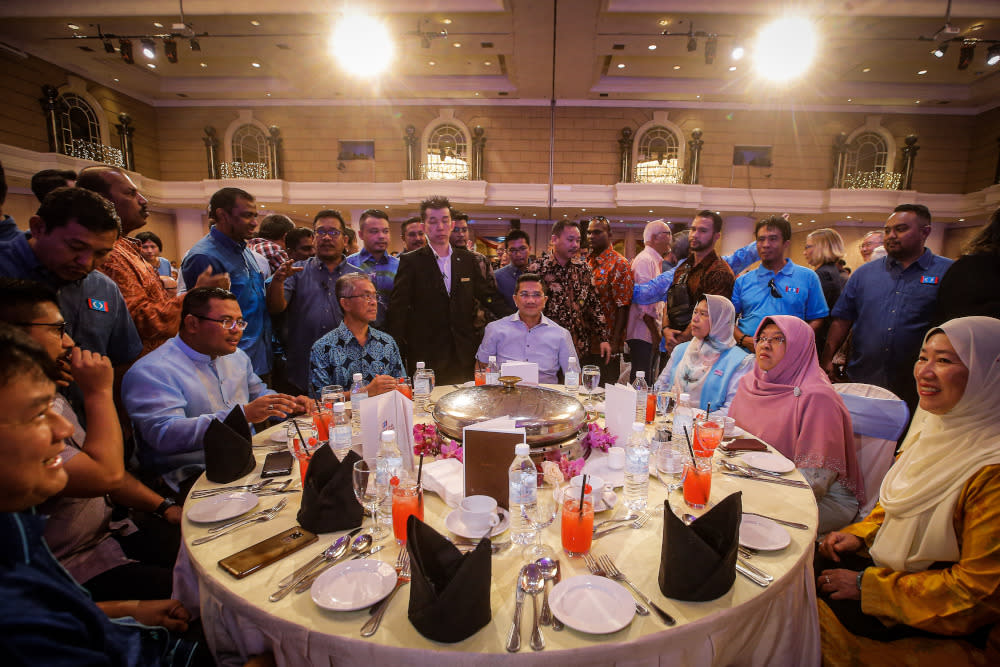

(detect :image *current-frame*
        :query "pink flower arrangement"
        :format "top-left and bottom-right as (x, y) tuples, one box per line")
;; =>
(413, 423), (463, 462)
(543, 449), (585, 481)
(579, 422), (616, 455)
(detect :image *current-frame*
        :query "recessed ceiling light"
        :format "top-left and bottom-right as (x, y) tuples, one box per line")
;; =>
(67, 23), (80, 30)
(917, 69), (927, 75)
(533, 214), (537, 217)
(648, 44), (657, 50)
(649, 209), (654, 213)
(673, 65), (680, 70)
(846, 215), (852, 219)
(474, 92), (480, 96)
(453, 42), (461, 48)
(251, 62), (261, 68)
(862, 67), (871, 72)
(250, 20), (261, 26)
(617, 63), (626, 69)
(810, 219), (816, 223)
(847, 98), (852, 102)
(428, 60), (436, 66)
(442, 18), (452, 25)
(659, 19), (670, 26)
(915, 99), (920, 104)
(696, 94), (701, 99)
(728, 66), (737, 71)
(797, 222), (803, 226)
(514, 207), (519, 210)
(113, 77), (120, 82)
(959, 217), (965, 221)
(582, 208), (587, 212)
(484, 60), (491, 66)
(200, 62), (207, 67)
(153, 22), (164, 28)
(147, 63), (156, 69)
(266, 92), (271, 97)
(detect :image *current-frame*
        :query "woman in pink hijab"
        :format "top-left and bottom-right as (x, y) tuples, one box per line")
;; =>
(730, 315), (864, 533)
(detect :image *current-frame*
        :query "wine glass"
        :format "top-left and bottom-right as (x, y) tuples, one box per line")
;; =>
(352, 460), (389, 540)
(656, 440), (686, 494)
(656, 391), (674, 424)
(520, 481), (559, 561)
(581, 365), (601, 414)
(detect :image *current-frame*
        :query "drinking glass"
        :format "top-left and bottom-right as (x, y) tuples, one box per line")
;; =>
(311, 406), (332, 443)
(320, 384), (344, 408)
(286, 419), (316, 457)
(395, 377), (413, 400)
(520, 481), (558, 560)
(656, 391), (674, 423)
(656, 438), (685, 494)
(561, 485), (594, 557)
(352, 460), (389, 539)
(391, 474), (424, 545)
(581, 365), (601, 413)
(474, 369), (487, 386)
(682, 452), (713, 510)
(693, 418), (724, 456)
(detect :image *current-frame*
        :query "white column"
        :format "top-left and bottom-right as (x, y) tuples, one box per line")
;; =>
(173, 208), (207, 259)
(720, 216), (756, 256)
(925, 221), (946, 256)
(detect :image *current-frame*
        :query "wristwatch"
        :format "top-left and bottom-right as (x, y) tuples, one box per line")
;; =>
(153, 497), (178, 518)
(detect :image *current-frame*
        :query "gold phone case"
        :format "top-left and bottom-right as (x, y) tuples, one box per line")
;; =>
(218, 526), (318, 579)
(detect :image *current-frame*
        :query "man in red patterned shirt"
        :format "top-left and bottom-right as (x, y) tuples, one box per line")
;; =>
(585, 217), (634, 384)
(249, 214), (293, 274)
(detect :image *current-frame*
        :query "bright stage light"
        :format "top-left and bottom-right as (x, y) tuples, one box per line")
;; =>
(332, 13), (394, 77)
(754, 17), (817, 82)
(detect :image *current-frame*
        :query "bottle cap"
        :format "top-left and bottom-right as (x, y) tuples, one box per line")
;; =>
(632, 422), (645, 432)
(569, 356), (576, 363)
(332, 402), (345, 412)
(514, 443), (530, 457)
(381, 430), (396, 442)
(636, 370), (645, 378)
(416, 361), (425, 369)
(680, 392), (691, 402)
(353, 372), (363, 381)
(489, 355), (496, 363)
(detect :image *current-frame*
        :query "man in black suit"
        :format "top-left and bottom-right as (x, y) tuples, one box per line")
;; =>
(388, 196), (513, 384)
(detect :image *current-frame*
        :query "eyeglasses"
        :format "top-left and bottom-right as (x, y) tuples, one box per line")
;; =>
(192, 315), (248, 331)
(768, 278), (783, 299)
(516, 291), (545, 300)
(12, 321), (69, 336)
(342, 292), (379, 303)
(315, 228), (342, 237)
(755, 334), (787, 346)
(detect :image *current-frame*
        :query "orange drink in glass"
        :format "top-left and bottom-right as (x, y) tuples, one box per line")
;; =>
(693, 419), (724, 455)
(561, 486), (594, 557)
(391, 476), (423, 545)
(474, 369), (486, 386)
(311, 408), (332, 441)
(645, 392), (656, 423)
(683, 454), (713, 509)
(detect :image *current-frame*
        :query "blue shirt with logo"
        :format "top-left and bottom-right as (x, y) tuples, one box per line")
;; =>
(732, 258), (829, 336)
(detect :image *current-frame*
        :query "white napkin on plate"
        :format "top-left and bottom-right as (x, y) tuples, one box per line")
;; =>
(420, 458), (464, 508)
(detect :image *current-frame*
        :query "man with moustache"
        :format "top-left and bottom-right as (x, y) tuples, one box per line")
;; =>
(284, 227), (315, 261)
(494, 229), (532, 310)
(346, 209), (397, 329)
(585, 217), (633, 385)
(401, 216), (426, 252)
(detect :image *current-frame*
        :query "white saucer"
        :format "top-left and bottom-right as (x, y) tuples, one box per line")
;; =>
(549, 575), (635, 634)
(444, 507), (510, 539)
(742, 452), (795, 474)
(555, 485), (618, 513)
(270, 429), (288, 443)
(186, 492), (258, 523)
(582, 451), (625, 489)
(739, 513), (791, 551)
(311, 559), (397, 611)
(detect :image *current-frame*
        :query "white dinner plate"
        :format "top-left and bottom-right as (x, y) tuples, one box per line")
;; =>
(739, 513), (791, 551)
(311, 559), (397, 611)
(741, 452), (795, 474)
(555, 485), (618, 513)
(443, 507), (510, 539)
(549, 575), (635, 634)
(186, 492), (258, 523)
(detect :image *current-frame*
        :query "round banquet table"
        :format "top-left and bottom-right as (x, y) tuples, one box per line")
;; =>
(177, 385), (821, 667)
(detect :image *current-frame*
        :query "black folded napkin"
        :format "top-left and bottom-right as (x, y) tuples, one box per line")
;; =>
(406, 515), (491, 643)
(659, 491), (742, 601)
(204, 405), (256, 483)
(296, 446), (363, 533)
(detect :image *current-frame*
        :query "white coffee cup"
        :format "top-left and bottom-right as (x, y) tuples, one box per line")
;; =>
(709, 412), (738, 437)
(569, 474), (605, 493)
(459, 495), (500, 533)
(607, 446), (626, 470)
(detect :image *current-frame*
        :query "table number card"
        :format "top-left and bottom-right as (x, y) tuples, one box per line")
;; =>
(605, 383), (637, 443)
(360, 390), (415, 473)
(462, 418), (525, 510)
(500, 361), (538, 385)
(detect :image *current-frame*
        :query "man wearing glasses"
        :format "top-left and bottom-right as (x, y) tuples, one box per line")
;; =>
(731, 215), (828, 352)
(475, 273), (576, 384)
(124, 288), (309, 495)
(266, 209), (361, 395)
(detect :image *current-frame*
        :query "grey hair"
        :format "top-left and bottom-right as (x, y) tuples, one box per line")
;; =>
(643, 219), (671, 244)
(334, 272), (374, 300)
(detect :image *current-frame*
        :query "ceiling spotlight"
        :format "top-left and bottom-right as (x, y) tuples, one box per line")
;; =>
(673, 65), (680, 70)
(147, 63), (156, 69)
(200, 62), (207, 67)
(102, 38), (115, 53)
(332, 12), (395, 77)
(251, 62), (261, 68)
(728, 65), (737, 71)
(932, 42), (948, 58)
(189, 38), (201, 51)
(153, 22), (164, 28)
(648, 44), (657, 50)
(705, 35), (718, 65)
(67, 23), (80, 30)
(754, 16), (817, 82)
(164, 38), (178, 63)
(917, 69), (927, 75)
(687, 36), (698, 52)
(988, 44), (1000, 66)
(140, 38), (155, 59)
(958, 40), (975, 70)
(617, 63), (626, 69)
(119, 39), (134, 64)
(731, 44), (745, 61)
(250, 20), (261, 26)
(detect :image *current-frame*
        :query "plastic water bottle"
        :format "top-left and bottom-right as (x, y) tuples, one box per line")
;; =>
(375, 430), (404, 528)
(564, 356), (580, 392)
(632, 371), (649, 424)
(350, 373), (367, 433)
(330, 401), (351, 457)
(672, 392), (694, 447)
(413, 362), (435, 417)
(508, 443), (538, 544)
(624, 422), (650, 511)
(486, 355), (500, 385)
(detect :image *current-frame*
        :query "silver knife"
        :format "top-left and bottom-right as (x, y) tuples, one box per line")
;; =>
(737, 557), (773, 582)
(736, 562), (770, 587)
(550, 560), (564, 631)
(277, 527), (362, 589)
(721, 472), (810, 489)
(506, 566), (527, 652)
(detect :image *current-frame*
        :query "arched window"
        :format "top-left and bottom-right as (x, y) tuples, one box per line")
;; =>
(57, 93), (122, 166)
(632, 113), (686, 184)
(231, 124), (269, 165)
(846, 131), (888, 175)
(842, 118), (899, 189)
(421, 121), (470, 180)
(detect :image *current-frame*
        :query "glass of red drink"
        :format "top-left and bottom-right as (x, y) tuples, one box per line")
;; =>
(396, 377), (413, 399)
(561, 485), (594, 557)
(683, 454), (713, 509)
(693, 419), (724, 456)
(474, 369), (486, 386)
(391, 475), (423, 545)
(311, 407), (332, 442)
(645, 392), (656, 423)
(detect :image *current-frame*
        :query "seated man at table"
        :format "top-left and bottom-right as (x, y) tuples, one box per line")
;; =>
(475, 273), (577, 384)
(123, 287), (310, 497)
(309, 273), (405, 396)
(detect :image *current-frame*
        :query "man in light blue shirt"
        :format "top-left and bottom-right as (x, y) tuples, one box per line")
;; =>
(730, 215), (828, 352)
(123, 288), (310, 491)
(475, 273), (577, 384)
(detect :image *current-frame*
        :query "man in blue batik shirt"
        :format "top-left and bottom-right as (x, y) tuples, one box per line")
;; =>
(346, 209), (398, 329)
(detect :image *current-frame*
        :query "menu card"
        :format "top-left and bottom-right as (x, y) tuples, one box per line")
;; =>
(462, 417), (525, 510)
(360, 390), (415, 473)
(500, 361), (538, 385)
(605, 383), (637, 443)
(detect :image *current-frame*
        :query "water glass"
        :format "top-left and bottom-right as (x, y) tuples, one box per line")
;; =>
(581, 365), (601, 414)
(521, 481), (558, 560)
(656, 391), (674, 422)
(320, 384), (344, 408)
(656, 438), (685, 493)
(352, 460), (389, 540)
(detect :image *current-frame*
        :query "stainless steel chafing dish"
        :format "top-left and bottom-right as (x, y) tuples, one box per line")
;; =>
(432, 377), (587, 446)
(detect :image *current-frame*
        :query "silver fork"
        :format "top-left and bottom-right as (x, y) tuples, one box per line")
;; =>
(206, 497), (289, 533)
(593, 512), (649, 540)
(583, 554), (649, 616)
(361, 552), (411, 636)
(191, 498), (288, 545)
(189, 478), (275, 499)
(600, 555), (675, 626)
(366, 549), (409, 614)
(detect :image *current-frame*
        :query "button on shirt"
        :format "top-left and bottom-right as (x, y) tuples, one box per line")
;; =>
(831, 248), (953, 389)
(308, 322), (406, 394)
(122, 336), (274, 489)
(346, 248), (399, 329)
(475, 313), (577, 384)
(732, 258), (829, 336)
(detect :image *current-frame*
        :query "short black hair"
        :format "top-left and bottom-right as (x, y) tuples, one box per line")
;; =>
(420, 196), (451, 221)
(258, 214), (294, 241)
(313, 209), (346, 230)
(30, 169), (77, 203)
(208, 187), (254, 221)
(401, 217), (422, 234)
(451, 210), (469, 224)
(588, 216), (611, 233)
(359, 209), (389, 232)
(894, 203), (932, 226)
(754, 215), (791, 242)
(0, 278), (60, 324)
(75, 166), (122, 199)
(181, 287), (237, 321)
(36, 187), (121, 235)
(505, 229), (530, 247)
(696, 210), (724, 234)
(134, 230), (163, 251)
(0, 322), (60, 387)
(515, 272), (547, 295)
(550, 219), (579, 238)
(285, 227), (314, 250)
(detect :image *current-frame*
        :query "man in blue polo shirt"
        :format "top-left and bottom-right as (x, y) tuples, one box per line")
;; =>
(821, 204), (952, 410)
(346, 209), (397, 329)
(494, 229), (532, 310)
(731, 215), (828, 352)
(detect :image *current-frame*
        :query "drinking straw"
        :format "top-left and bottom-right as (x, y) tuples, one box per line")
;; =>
(706, 403), (712, 418)
(578, 474), (587, 523)
(416, 453), (425, 490)
(682, 425), (697, 462)
(292, 419), (307, 452)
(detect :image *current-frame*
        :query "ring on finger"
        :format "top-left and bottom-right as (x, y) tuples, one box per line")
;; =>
(825, 576), (831, 585)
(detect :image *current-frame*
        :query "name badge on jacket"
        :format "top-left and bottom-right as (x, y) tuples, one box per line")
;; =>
(920, 275), (940, 285)
(460, 277), (471, 283)
(88, 298), (109, 312)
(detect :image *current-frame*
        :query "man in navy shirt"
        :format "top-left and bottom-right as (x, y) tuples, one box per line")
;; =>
(494, 229), (532, 310)
(821, 204), (953, 410)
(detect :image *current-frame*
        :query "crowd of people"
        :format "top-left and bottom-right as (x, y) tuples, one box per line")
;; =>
(1, 156), (999, 663)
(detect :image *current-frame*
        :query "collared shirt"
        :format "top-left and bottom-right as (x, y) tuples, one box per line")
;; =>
(431, 244), (453, 293)
(0, 233), (141, 365)
(494, 263), (524, 310)
(732, 258), (829, 336)
(308, 322), (406, 394)
(526, 254), (607, 355)
(632, 241), (760, 306)
(832, 248), (953, 389)
(156, 256), (173, 276)
(278, 256), (362, 393)
(181, 227), (272, 374)
(476, 312), (577, 384)
(99, 237), (181, 356)
(587, 246), (634, 343)
(665, 249), (736, 329)
(122, 336), (274, 488)
(0, 214), (21, 243)
(346, 248), (399, 328)
(626, 245), (663, 343)
(248, 237), (289, 274)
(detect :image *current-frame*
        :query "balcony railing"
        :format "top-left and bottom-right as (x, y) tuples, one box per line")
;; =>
(633, 161), (685, 184)
(219, 161), (270, 179)
(68, 139), (124, 168)
(843, 170), (902, 190)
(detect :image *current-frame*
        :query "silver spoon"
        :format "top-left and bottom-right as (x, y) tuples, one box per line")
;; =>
(536, 557), (561, 630)
(520, 563), (546, 651)
(270, 533), (354, 602)
(293, 534), (376, 593)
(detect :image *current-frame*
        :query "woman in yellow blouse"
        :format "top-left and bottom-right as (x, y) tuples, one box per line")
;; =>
(816, 316), (1000, 665)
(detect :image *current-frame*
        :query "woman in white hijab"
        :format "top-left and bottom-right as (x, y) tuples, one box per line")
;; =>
(815, 316), (1000, 664)
(653, 294), (752, 414)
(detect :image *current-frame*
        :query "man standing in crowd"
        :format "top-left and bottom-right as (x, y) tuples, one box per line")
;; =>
(30, 168), (77, 202)
(662, 211), (736, 354)
(585, 216), (633, 384)
(124, 288), (309, 495)
(248, 214), (294, 274)
(266, 209), (361, 395)
(284, 227), (315, 261)
(821, 204), (952, 410)
(626, 220), (671, 380)
(181, 187), (271, 376)
(0, 186), (141, 366)
(859, 230), (885, 263)
(401, 216), (426, 252)
(731, 215), (828, 352)
(346, 209), (397, 329)
(309, 273), (405, 395)
(451, 210), (501, 341)
(494, 229), (532, 310)
(388, 196), (512, 383)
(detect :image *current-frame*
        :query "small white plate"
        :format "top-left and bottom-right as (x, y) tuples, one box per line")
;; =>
(582, 451), (625, 489)
(741, 452), (795, 474)
(444, 507), (510, 539)
(311, 559), (397, 611)
(270, 429), (288, 443)
(739, 513), (791, 551)
(549, 575), (635, 634)
(555, 485), (618, 513)
(186, 492), (258, 523)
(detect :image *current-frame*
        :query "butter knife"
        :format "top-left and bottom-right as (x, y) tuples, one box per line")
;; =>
(506, 566), (528, 652)
(721, 472), (810, 489)
(551, 560), (564, 631)
(736, 562), (770, 587)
